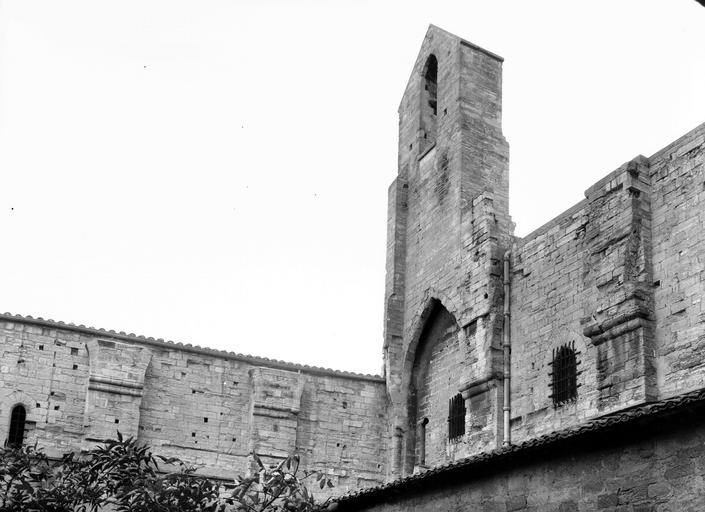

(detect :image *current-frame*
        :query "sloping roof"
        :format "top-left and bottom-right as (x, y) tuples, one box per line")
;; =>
(0, 312), (384, 382)
(336, 386), (705, 506)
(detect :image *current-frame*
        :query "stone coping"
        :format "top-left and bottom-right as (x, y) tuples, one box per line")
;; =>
(0, 312), (384, 383)
(335, 386), (705, 505)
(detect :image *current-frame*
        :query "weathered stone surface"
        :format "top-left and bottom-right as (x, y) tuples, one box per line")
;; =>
(0, 319), (388, 496)
(384, 25), (511, 478)
(508, 123), (704, 445)
(336, 392), (705, 511)
(1, 24), (704, 506)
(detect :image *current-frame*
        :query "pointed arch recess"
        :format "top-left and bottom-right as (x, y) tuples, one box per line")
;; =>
(402, 291), (462, 387)
(400, 295), (462, 473)
(1, 390), (35, 447)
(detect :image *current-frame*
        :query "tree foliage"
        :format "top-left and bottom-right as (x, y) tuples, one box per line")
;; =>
(230, 452), (334, 512)
(0, 433), (335, 512)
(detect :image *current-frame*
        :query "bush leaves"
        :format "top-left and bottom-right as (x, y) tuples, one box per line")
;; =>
(0, 440), (334, 512)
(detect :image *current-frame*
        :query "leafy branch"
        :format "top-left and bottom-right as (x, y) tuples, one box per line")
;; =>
(0, 434), (335, 512)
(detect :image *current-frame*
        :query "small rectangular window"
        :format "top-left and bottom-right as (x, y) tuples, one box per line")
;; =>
(448, 393), (466, 441)
(549, 341), (580, 407)
(463, 320), (477, 337)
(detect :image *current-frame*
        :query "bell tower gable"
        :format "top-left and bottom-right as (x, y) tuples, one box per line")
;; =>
(383, 25), (512, 478)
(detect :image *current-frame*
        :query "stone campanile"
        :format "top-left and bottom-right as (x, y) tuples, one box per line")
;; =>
(382, 25), (512, 478)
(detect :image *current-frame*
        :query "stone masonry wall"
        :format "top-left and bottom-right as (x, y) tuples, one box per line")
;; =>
(383, 25), (704, 485)
(1, 25), (704, 502)
(509, 122), (704, 443)
(650, 123), (705, 397)
(509, 199), (597, 441)
(338, 399), (705, 512)
(0, 317), (388, 497)
(0, 321), (88, 454)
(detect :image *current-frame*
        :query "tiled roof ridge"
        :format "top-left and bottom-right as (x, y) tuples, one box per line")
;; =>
(337, 386), (705, 503)
(0, 312), (384, 382)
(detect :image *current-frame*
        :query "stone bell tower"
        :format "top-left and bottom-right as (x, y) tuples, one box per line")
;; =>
(382, 25), (512, 478)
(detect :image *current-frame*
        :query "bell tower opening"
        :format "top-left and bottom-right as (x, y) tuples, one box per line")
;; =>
(420, 54), (438, 153)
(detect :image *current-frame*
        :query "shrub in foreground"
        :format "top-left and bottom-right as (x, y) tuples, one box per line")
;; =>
(0, 433), (334, 512)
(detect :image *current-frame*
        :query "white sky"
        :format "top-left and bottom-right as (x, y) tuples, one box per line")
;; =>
(1, 1), (704, 375)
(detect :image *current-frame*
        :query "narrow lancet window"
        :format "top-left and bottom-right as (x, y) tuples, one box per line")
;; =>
(448, 393), (465, 441)
(7, 405), (26, 447)
(549, 342), (580, 406)
(418, 417), (429, 466)
(420, 54), (438, 152)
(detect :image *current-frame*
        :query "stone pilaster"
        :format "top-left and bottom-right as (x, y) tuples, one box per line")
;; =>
(580, 156), (657, 410)
(83, 339), (152, 445)
(248, 367), (305, 470)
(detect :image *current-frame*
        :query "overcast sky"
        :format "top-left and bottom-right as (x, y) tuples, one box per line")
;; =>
(1, 1), (704, 375)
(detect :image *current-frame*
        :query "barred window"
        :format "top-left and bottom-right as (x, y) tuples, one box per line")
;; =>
(549, 342), (580, 407)
(8, 405), (26, 447)
(447, 393), (465, 441)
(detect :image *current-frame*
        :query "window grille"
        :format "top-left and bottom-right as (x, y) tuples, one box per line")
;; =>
(549, 342), (580, 407)
(8, 405), (26, 447)
(447, 393), (465, 441)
